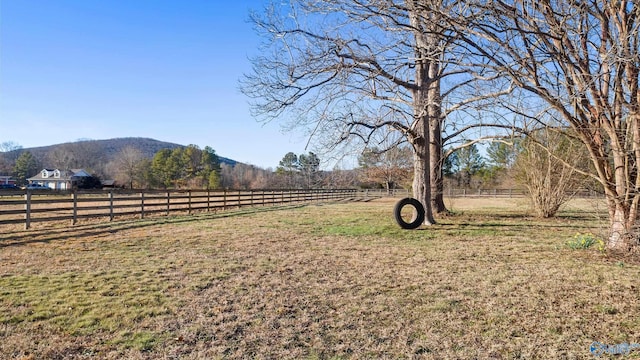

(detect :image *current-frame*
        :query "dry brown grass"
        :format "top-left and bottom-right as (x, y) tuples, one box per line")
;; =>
(1, 198), (639, 359)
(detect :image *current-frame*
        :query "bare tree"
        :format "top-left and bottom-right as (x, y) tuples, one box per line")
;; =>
(0, 141), (22, 164)
(45, 140), (104, 175)
(358, 145), (413, 192)
(0, 141), (22, 174)
(220, 163), (235, 189)
(47, 144), (78, 171)
(514, 127), (590, 218)
(456, 0), (640, 249)
(242, 0), (515, 224)
(221, 163), (273, 190)
(325, 166), (360, 188)
(107, 146), (146, 189)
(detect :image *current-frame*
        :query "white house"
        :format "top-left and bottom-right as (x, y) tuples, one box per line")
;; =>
(27, 169), (93, 190)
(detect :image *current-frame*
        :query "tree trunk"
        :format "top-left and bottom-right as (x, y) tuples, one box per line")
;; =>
(412, 136), (436, 225)
(608, 202), (632, 250)
(604, 125), (637, 250)
(430, 116), (447, 213)
(408, 2), (441, 224)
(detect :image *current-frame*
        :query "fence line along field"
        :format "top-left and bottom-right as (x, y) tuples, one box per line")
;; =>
(1, 197), (638, 359)
(0, 187), (600, 231)
(0, 188), (368, 230)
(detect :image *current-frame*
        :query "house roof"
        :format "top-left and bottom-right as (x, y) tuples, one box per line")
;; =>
(28, 168), (92, 182)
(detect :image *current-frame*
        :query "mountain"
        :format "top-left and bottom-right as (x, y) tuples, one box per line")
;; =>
(2, 137), (237, 176)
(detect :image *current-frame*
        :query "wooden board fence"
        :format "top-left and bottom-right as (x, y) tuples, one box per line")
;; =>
(0, 189), (366, 229)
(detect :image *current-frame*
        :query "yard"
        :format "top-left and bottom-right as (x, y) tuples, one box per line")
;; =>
(1, 197), (639, 359)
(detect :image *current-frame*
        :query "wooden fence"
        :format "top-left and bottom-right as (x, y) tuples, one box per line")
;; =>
(446, 188), (603, 198)
(343, 188), (601, 198)
(0, 187), (603, 230)
(0, 188), (373, 230)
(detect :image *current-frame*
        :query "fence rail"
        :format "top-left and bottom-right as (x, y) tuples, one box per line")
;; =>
(0, 188), (374, 230)
(0, 187), (603, 230)
(445, 188), (603, 198)
(345, 188), (601, 198)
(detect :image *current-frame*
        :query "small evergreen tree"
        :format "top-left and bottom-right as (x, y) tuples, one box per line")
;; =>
(201, 146), (221, 189)
(14, 152), (39, 185)
(299, 152), (321, 188)
(151, 149), (173, 188)
(450, 144), (485, 188)
(276, 152), (299, 188)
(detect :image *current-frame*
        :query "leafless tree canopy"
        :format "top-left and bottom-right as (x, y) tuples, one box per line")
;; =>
(447, 0), (640, 248)
(514, 127), (590, 218)
(242, 0), (517, 223)
(358, 144), (413, 190)
(242, 0), (640, 248)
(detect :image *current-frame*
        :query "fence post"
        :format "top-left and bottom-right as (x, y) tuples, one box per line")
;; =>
(140, 191), (145, 219)
(223, 189), (227, 210)
(187, 190), (191, 215)
(207, 189), (210, 212)
(109, 190), (114, 221)
(166, 191), (170, 216)
(24, 191), (31, 230)
(72, 190), (78, 225)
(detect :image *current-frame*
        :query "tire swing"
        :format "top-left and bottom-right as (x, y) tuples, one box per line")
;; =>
(393, 198), (425, 229)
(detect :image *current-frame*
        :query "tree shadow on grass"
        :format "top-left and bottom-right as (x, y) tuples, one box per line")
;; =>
(430, 210), (606, 234)
(446, 221), (597, 232)
(0, 204), (307, 248)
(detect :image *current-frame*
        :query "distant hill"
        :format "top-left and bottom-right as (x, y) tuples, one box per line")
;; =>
(2, 137), (237, 176)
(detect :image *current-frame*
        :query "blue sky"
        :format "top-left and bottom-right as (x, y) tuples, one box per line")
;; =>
(0, 0), (313, 169)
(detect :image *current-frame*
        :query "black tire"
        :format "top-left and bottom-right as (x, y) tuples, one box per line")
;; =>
(394, 198), (425, 229)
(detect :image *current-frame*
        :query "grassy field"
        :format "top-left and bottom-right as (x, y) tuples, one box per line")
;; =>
(1, 197), (639, 359)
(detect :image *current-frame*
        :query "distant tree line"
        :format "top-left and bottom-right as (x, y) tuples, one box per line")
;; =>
(0, 141), (357, 190)
(102, 145), (221, 190)
(1, 136), (591, 218)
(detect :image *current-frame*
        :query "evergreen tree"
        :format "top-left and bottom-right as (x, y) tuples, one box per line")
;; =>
(208, 170), (221, 190)
(166, 148), (185, 187)
(277, 152), (299, 173)
(182, 144), (202, 179)
(486, 141), (518, 170)
(299, 152), (321, 188)
(442, 149), (458, 178)
(276, 152), (299, 188)
(201, 146), (221, 189)
(151, 149), (173, 188)
(14, 151), (39, 185)
(452, 144), (485, 188)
